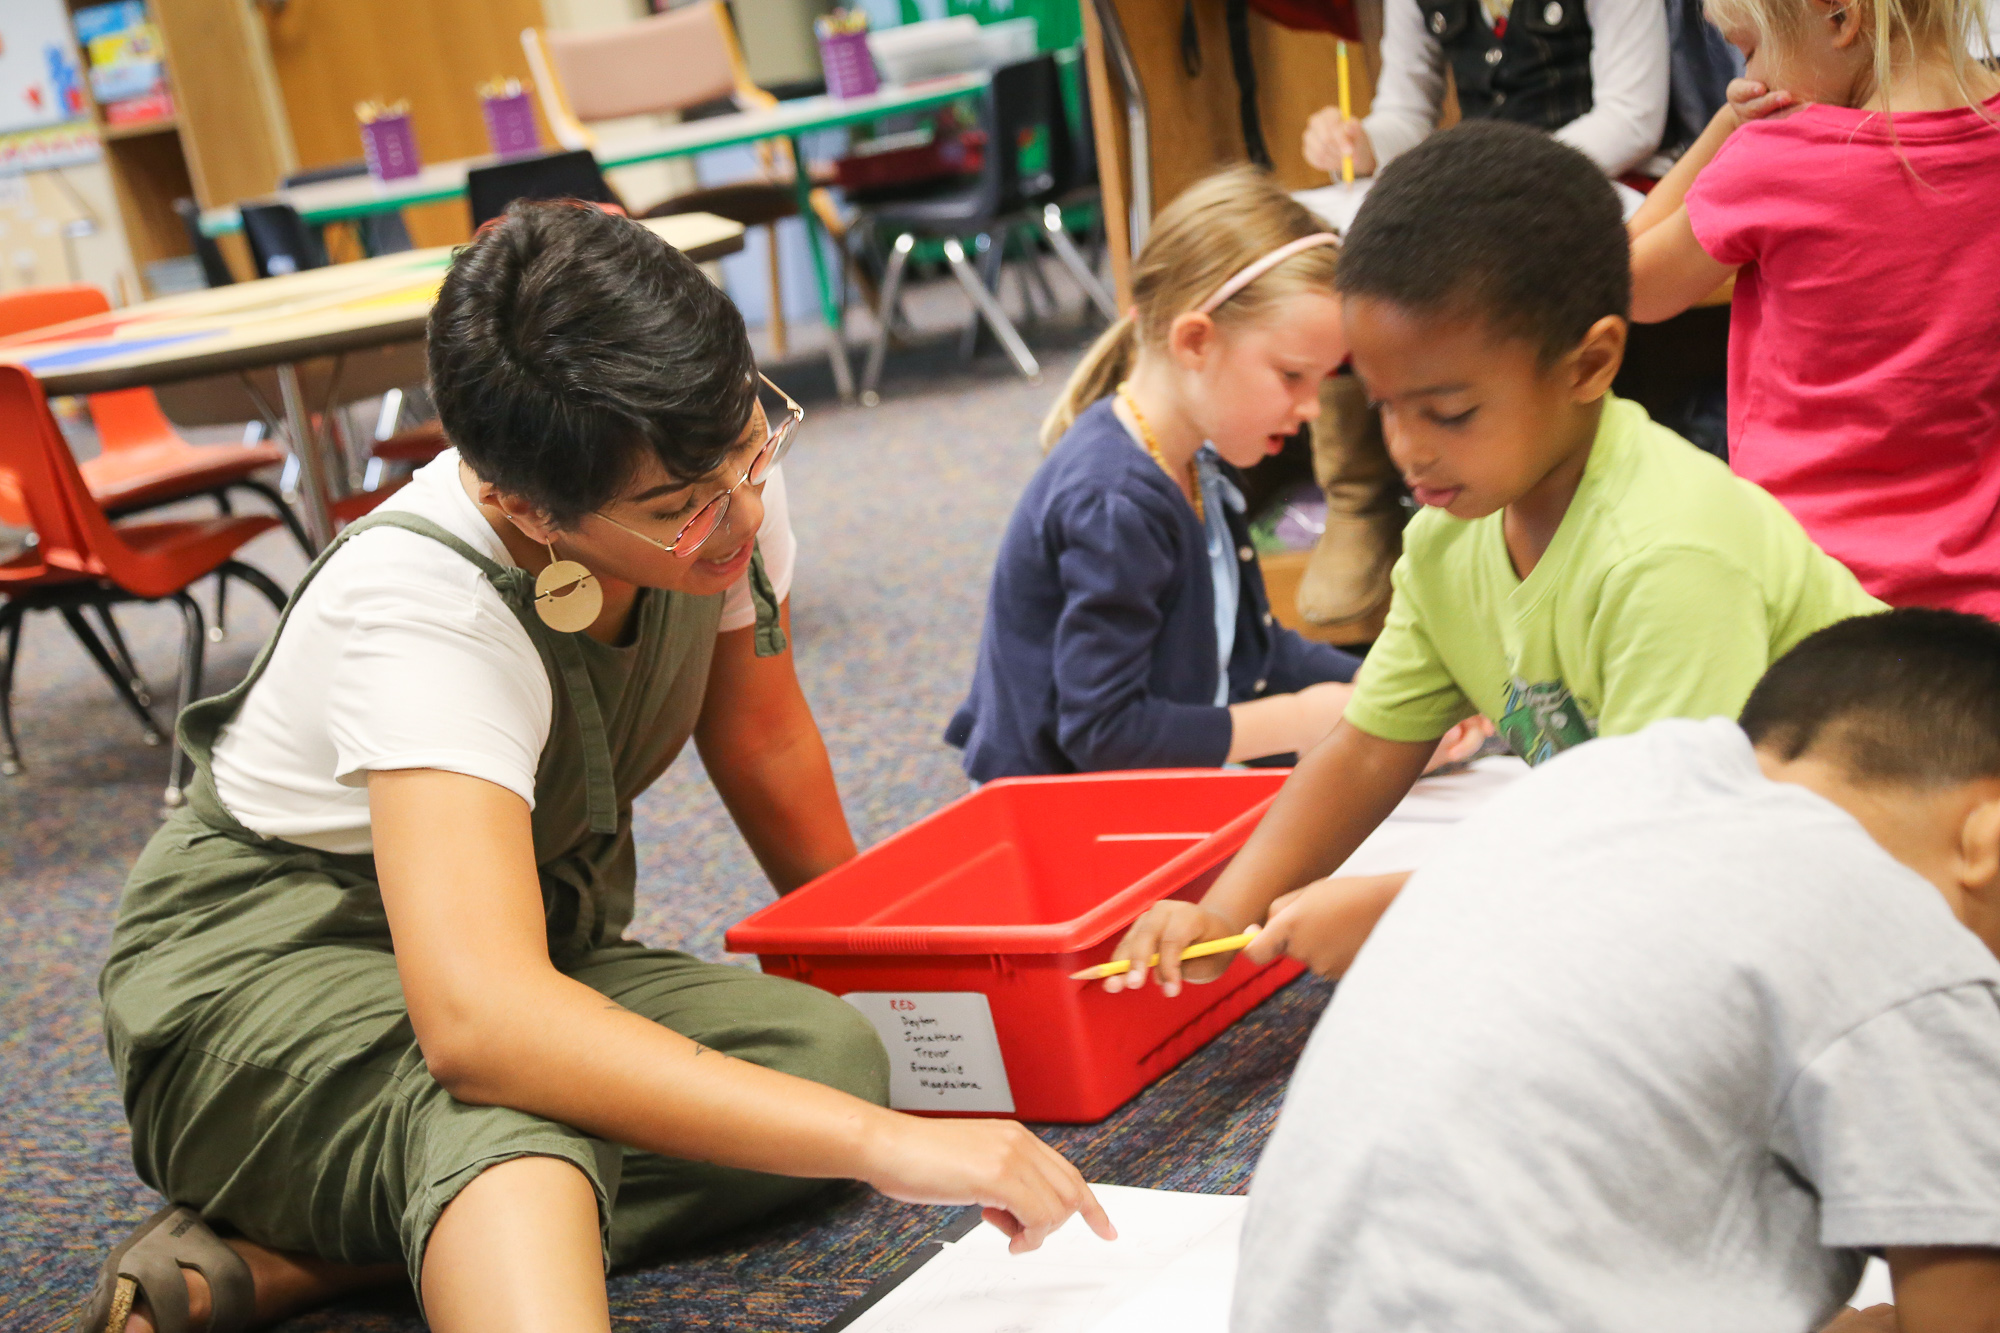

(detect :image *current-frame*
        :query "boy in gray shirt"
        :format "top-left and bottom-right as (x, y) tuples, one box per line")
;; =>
(1236, 609), (2000, 1332)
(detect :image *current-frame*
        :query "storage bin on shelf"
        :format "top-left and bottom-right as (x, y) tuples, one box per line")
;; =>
(724, 769), (1303, 1123)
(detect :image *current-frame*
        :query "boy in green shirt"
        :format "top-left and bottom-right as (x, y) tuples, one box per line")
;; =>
(1105, 121), (1881, 990)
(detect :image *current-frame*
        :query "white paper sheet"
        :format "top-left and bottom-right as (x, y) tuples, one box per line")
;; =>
(1340, 755), (1527, 878)
(1851, 1256), (1894, 1307)
(840, 1185), (1245, 1333)
(1294, 176), (1645, 235)
(1293, 180), (1373, 235)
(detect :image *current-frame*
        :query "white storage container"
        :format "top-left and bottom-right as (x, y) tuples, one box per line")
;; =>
(979, 17), (1039, 65)
(867, 16), (986, 84)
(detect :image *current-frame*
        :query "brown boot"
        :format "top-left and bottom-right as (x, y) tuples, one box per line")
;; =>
(1300, 374), (1403, 627)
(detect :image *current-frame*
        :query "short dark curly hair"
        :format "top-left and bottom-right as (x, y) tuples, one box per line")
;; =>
(1336, 121), (1630, 363)
(427, 200), (757, 529)
(1741, 608), (2000, 785)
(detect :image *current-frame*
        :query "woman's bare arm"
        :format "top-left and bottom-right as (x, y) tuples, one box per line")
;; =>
(369, 768), (1111, 1250)
(695, 600), (855, 892)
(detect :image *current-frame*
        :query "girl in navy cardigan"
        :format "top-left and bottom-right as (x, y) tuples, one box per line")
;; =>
(948, 168), (1367, 781)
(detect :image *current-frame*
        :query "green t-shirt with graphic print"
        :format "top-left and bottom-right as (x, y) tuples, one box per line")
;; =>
(1344, 395), (1884, 764)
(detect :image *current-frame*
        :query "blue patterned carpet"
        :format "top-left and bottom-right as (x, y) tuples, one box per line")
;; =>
(0, 323), (1334, 1331)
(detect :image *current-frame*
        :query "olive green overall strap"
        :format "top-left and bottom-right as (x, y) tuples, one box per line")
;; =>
(175, 510), (420, 770)
(747, 544), (788, 659)
(540, 611), (620, 836)
(175, 510), (617, 838)
(343, 512), (620, 837)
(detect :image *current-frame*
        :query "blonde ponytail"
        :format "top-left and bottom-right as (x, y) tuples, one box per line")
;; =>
(1042, 313), (1137, 450)
(1037, 164), (1344, 451)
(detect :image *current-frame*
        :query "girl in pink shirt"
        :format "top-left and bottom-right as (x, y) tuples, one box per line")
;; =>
(1627, 0), (2000, 617)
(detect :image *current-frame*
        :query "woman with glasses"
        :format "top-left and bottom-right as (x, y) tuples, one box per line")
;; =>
(81, 203), (1109, 1333)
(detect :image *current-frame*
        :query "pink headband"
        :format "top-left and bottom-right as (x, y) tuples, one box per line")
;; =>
(1195, 232), (1340, 314)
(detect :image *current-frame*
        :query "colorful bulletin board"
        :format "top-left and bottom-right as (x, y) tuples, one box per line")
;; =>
(0, 0), (100, 174)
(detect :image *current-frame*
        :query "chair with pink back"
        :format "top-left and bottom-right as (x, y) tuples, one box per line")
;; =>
(523, 0), (850, 358)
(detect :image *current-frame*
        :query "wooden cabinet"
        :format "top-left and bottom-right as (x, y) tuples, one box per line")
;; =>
(1078, 0), (1381, 302)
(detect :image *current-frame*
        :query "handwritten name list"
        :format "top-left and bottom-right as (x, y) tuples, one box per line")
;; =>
(843, 992), (1016, 1113)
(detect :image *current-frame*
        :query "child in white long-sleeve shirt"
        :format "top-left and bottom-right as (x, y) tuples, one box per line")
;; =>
(1302, 0), (1670, 181)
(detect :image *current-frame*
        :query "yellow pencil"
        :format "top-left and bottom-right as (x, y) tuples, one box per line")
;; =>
(1070, 928), (1261, 982)
(1337, 41), (1355, 185)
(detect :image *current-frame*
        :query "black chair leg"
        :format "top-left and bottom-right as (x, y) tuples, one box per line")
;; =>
(212, 569), (230, 643)
(0, 605), (22, 777)
(233, 479), (315, 560)
(206, 490), (239, 643)
(88, 602), (152, 707)
(219, 559), (291, 615)
(162, 592), (207, 811)
(60, 606), (165, 747)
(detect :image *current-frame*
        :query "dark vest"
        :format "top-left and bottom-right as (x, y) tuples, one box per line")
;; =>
(1416, 0), (1594, 133)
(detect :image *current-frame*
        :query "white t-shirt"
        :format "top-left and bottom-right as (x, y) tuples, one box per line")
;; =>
(1364, 0), (1670, 177)
(209, 450), (794, 855)
(1236, 718), (2000, 1333)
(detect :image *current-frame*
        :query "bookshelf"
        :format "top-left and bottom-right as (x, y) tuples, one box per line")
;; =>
(68, 0), (295, 289)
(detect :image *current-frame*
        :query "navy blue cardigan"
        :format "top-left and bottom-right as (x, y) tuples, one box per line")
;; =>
(946, 398), (1361, 780)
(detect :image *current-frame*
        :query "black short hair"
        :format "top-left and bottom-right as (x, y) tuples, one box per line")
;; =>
(1740, 609), (2000, 785)
(427, 201), (756, 529)
(1336, 121), (1630, 363)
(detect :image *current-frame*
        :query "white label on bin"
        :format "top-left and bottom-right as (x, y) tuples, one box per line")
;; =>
(843, 991), (1016, 1114)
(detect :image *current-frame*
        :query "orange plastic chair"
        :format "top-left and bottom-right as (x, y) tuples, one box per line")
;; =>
(0, 284), (311, 556)
(0, 363), (288, 806)
(0, 523), (144, 779)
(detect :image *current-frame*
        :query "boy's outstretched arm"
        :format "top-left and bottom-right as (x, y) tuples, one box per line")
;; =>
(1104, 719), (1435, 994)
(1890, 1247), (2000, 1333)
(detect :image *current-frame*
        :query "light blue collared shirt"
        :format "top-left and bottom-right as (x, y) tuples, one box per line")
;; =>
(1196, 446), (1244, 707)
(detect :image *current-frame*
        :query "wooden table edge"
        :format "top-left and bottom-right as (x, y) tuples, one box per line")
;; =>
(9, 223), (742, 397)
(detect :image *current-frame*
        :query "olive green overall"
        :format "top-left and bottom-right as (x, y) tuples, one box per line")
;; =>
(98, 511), (890, 1294)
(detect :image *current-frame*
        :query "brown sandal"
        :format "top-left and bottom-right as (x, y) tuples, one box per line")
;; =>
(74, 1206), (254, 1333)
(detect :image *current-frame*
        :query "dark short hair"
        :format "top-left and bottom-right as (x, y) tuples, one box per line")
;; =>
(1741, 609), (2000, 784)
(1336, 121), (1630, 363)
(427, 200), (757, 528)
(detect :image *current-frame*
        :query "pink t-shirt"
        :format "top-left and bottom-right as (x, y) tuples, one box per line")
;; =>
(1685, 95), (2000, 617)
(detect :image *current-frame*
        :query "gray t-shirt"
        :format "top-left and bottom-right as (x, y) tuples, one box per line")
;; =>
(1236, 718), (2000, 1333)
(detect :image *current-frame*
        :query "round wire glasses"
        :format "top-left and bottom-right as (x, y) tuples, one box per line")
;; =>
(595, 373), (803, 558)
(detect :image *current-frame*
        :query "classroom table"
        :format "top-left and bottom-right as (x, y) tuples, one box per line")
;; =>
(0, 213), (745, 553)
(198, 72), (993, 401)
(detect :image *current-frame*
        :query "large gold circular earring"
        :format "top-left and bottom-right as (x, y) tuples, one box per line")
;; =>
(534, 539), (603, 632)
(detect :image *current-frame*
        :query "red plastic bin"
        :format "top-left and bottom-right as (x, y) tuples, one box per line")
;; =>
(724, 769), (1304, 1123)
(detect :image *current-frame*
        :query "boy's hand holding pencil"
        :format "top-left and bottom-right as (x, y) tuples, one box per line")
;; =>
(1095, 901), (1253, 996)
(1072, 927), (1261, 983)
(1097, 871), (1420, 993)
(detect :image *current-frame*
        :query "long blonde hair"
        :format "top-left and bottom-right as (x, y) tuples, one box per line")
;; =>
(1705, 0), (1997, 126)
(1039, 165), (1343, 450)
